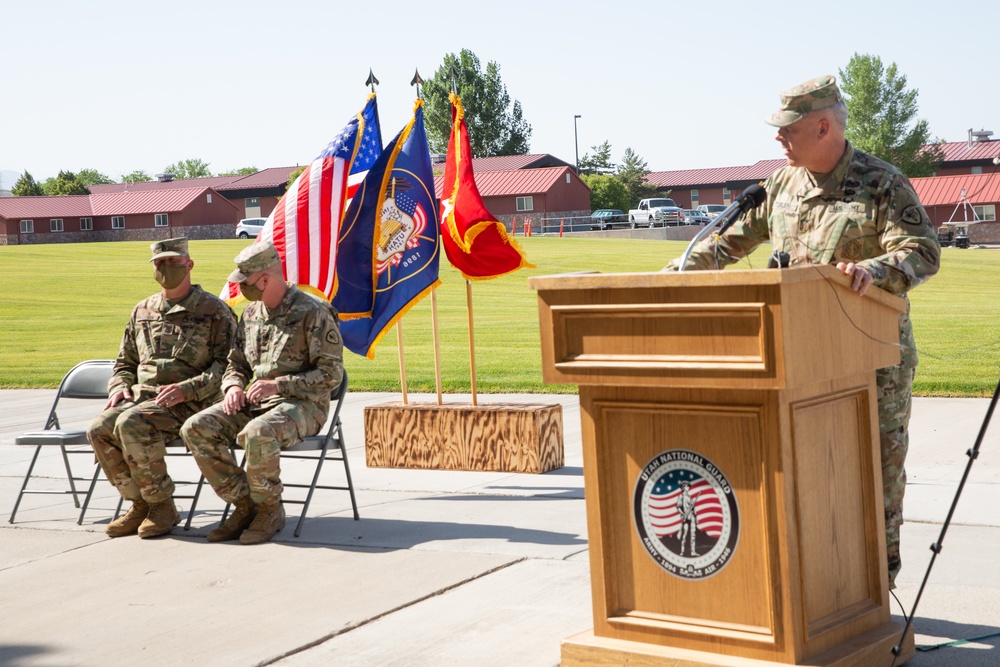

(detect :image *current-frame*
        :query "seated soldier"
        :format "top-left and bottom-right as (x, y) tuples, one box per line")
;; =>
(181, 242), (344, 544)
(88, 237), (236, 538)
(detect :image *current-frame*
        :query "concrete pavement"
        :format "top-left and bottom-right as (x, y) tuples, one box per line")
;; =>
(1, 390), (999, 666)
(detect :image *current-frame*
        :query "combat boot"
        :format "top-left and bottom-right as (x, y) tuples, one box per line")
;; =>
(137, 498), (180, 539)
(105, 498), (149, 538)
(239, 499), (285, 545)
(207, 496), (257, 543)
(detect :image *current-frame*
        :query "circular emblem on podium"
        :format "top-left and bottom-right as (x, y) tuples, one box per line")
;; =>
(633, 449), (740, 580)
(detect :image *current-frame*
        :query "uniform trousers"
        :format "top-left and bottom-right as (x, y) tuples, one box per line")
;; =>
(181, 398), (324, 505)
(88, 398), (197, 503)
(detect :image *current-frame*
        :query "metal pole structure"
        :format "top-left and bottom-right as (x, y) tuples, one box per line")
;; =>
(574, 114), (582, 171)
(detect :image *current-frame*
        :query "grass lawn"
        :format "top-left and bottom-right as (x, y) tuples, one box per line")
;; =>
(0, 238), (996, 396)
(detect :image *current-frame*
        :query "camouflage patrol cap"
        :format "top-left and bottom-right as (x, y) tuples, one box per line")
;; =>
(228, 242), (280, 283)
(149, 237), (189, 262)
(765, 75), (844, 127)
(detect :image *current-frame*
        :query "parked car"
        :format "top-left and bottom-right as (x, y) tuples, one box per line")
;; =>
(697, 204), (728, 219)
(683, 209), (711, 225)
(628, 198), (685, 227)
(235, 217), (267, 239)
(590, 209), (627, 230)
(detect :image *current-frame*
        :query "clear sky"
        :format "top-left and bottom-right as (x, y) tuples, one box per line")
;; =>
(2, 0), (995, 187)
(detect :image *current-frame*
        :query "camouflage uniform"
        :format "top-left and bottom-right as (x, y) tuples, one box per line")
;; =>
(182, 260), (343, 506)
(666, 82), (940, 586)
(88, 244), (237, 504)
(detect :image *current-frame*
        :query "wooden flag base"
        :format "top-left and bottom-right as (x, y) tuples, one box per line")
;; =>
(364, 401), (564, 473)
(561, 622), (914, 667)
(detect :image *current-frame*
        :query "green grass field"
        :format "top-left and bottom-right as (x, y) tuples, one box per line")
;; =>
(1, 238), (997, 396)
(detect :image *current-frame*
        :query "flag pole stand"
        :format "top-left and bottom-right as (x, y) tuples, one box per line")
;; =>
(396, 321), (408, 405)
(466, 280), (479, 407)
(431, 289), (443, 405)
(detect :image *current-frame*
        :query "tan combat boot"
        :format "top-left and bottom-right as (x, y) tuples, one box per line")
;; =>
(137, 498), (180, 539)
(239, 500), (285, 545)
(207, 496), (257, 543)
(106, 498), (149, 538)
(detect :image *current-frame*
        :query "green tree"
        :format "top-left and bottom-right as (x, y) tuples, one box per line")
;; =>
(287, 166), (306, 190)
(11, 171), (45, 196)
(163, 158), (212, 180)
(838, 53), (943, 178)
(122, 170), (152, 183)
(423, 49), (532, 157)
(43, 170), (90, 196)
(76, 168), (114, 186)
(218, 166), (259, 177)
(579, 141), (614, 175)
(582, 173), (630, 212)
(616, 148), (657, 205)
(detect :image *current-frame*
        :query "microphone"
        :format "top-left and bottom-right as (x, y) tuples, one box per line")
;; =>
(715, 184), (767, 236)
(676, 184), (767, 272)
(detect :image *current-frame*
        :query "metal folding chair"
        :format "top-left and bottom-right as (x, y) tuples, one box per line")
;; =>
(221, 370), (358, 537)
(10, 359), (114, 524)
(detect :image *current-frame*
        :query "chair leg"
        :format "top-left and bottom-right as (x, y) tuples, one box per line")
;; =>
(9, 445), (44, 524)
(338, 423), (360, 521)
(58, 445), (83, 508)
(294, 443), (330, 538)
(77, 462), (105, 525)
(183, 475), (208, 530)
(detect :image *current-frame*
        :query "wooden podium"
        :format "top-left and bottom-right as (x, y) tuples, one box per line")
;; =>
(530, 265), (913, 666)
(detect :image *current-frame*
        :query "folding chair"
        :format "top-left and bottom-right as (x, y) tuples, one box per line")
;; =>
(10, 359), (114, 524)
(221, 370), (358, 537)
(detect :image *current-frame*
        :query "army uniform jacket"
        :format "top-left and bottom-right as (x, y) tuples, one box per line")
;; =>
(222, 284), (344, 418)
(110, 284), (237, 405)
(671, 142), (940, 368)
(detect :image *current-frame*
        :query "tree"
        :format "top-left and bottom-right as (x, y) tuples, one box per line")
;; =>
(122, 170), (152, 183)
(163, 158), (212, 180)
(218, 166), (259, 177)
(43, 170), (90, 196)
(616, 148), (657, 205)
(423, 49), (532, 157)
(11, 171), (44, 196)
(838, 53), (943, 178)
(76, 168), (114, 186)
(579, 141), (615, 175)
(287, 166), (305, 190)
(582, 173), (630, 212)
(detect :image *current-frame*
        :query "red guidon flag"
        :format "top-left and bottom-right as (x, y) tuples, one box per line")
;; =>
(439, 92), (533, 280)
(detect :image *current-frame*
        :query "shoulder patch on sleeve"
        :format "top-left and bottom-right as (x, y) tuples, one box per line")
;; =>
(326, 328), (341, 345)
(900, 205), (923, 226)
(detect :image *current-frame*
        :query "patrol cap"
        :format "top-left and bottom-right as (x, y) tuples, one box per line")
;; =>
(149, 237), (189, 262)
(766, 75), (844, 127)
(228, 242), (281, 283)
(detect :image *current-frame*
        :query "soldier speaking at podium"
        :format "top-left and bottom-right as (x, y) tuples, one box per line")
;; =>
(664, 75), (940, 588)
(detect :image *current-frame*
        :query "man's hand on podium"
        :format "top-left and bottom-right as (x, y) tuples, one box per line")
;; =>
(836, 262), (874, 297)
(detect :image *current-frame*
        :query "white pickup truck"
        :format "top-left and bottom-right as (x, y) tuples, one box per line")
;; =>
(628, 198), (684, 228)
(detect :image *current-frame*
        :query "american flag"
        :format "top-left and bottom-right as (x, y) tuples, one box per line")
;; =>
(221, 95), (381, 303)
(647, 469), (724, 538)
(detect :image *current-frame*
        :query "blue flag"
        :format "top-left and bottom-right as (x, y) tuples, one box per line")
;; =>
(334, 100), (441, 359)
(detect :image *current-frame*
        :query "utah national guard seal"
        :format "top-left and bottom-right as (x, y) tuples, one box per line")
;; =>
(633, 449), (740, 580)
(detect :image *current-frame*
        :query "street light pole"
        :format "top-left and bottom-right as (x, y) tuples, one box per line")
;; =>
(574, 114), (582, 171)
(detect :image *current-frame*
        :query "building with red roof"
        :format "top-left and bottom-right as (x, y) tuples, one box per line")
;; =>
(0, 187), (239, 245)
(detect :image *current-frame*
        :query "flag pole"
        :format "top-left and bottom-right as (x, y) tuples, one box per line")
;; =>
(431, 288), (443, 405)
(397, 321), (408, 405)
(466, 279), (479, 406)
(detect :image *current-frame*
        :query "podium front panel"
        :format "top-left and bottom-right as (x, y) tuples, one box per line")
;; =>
(588, 395), (782, 651)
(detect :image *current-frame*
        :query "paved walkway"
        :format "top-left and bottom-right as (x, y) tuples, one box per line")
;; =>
(1, 390), (998, 666)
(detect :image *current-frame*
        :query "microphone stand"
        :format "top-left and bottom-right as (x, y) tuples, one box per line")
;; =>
(677, 215), (725, 273)
(889, 376), (1000, 666)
